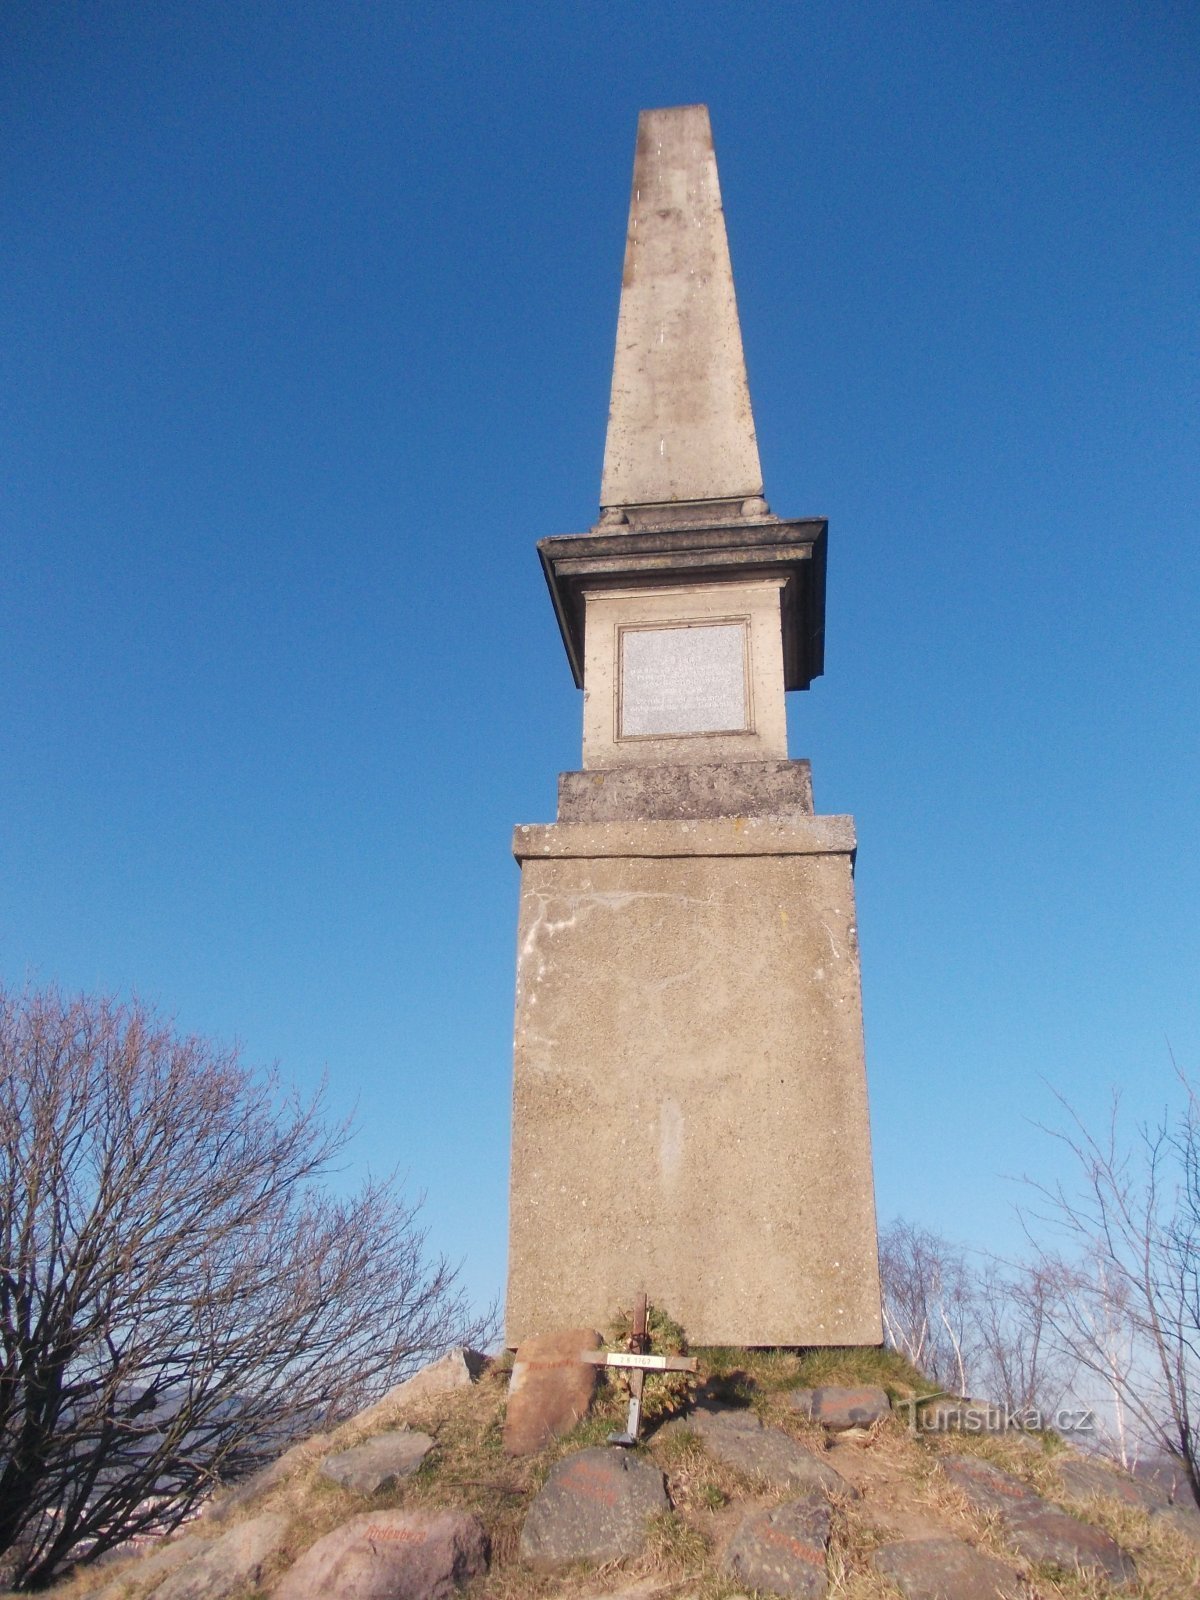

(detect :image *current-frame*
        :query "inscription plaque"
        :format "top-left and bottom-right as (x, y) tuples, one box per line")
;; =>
(619, 621), (749, 738)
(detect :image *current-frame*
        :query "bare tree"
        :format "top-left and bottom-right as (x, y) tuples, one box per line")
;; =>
(1023, 1078), (1200, 1507)
(970, 1259), (1076, 1420)
(0, 986), (495, 1589)
(877, 1218), (976, 1395)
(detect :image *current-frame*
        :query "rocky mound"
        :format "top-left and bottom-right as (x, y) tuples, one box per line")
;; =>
(29, 1345), (1200, 1600)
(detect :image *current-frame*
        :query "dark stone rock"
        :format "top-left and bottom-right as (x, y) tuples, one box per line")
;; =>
(943, 1455), (1137, 1588)
(92, 1535), (208, 1600)
(675, 1406), (856, 1497)
(1057, 1454), (1168, 1512)
(352, 1349), (488, 1434)
(806, 1386), (890, 1431)
(871, 1537), (1025, 1600)
(723, 1495), (831, 1598)
(503, 1327), (601, 1456)
(941, 1456), (1041, 1518)
(273, 1509), (488, 1600)
(319, 1429), (435, 1494)
(205, 1434), (334, 1522)
(557, 760), (814, 824)
(153, 1514), (290, 1600)
(1155, 1501), (1200, 1544)
(518, 1447), (668, 1569)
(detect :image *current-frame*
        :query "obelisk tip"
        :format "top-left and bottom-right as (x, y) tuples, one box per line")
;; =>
(600, 105), (763, 515)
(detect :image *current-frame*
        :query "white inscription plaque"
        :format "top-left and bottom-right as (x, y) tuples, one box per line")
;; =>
(619, 621), (749, 737)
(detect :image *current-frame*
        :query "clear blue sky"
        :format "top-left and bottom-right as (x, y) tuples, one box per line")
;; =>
(2, 2), (1197, 1318)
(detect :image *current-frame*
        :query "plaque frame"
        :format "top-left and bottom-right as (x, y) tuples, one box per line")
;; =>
(615, 615), (754, 743)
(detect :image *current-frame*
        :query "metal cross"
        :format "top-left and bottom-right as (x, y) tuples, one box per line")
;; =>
(581, 1294), (698, 1445)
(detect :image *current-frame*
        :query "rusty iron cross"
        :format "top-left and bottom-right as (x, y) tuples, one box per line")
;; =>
(580, 1294), (698, 1445)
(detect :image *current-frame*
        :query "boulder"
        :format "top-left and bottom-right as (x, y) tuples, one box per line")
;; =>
(519, 1446), (668, 1568)
(723, 1495), (831, 1598)
(1057, 1454), (1169, 1512)
(871, 1537), (1025, 1600)
(796, 1386), (890, 1431)
(943, 1455), (1137, 1588)
(940, 1455), (1040, 1518)
(674, 1406), (856, 1498)
(319, 1429), (435, 1494)
(503, 1327), (601, 1456)
(92, 1535), (207, 1600)
(273, 1508), (488, 1600)
(205, 1434), (334, 1521)
(355, 1349), (488, 1431)
(1156, 1501), (1200, 1544)
(153, 1513), (290, 1600)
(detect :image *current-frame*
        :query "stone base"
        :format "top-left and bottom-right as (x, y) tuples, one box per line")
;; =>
(505, 763), (881, 1348)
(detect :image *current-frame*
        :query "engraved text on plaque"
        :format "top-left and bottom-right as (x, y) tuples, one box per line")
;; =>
(619, 621), (749, 738)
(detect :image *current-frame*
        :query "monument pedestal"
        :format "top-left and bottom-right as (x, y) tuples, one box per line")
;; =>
(505, 763), (880, 1348)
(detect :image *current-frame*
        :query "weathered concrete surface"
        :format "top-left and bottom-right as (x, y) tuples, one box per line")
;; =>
(273, 1509), (488, 1600)
(514, 813), (856, 861)
(723, 1496), (831, 1598)
(502, 1328), (601, 1456)
(870, 1537), (1025, 1600)
(580, 581), (788, 770)
(600, 105), (762, 510)
(518, 1448), (668, 1569)
(319, 1430), (434, 1494)
(506, 836), (880, 1348)
(558, 760), (814, 824)
(153, 1514), (290, 1600)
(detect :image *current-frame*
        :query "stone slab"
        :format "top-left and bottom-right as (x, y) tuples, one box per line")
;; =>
(93, 1535), (207, 1600)
(870, 1537), (1025, 1600)
(518, 1447), (669, 1569)
(942, 1456), (1137, 1587)
(792, 1386), (891, 1431)
(1156, 1500), (1200, 1543)
(1056, 1454), (1169, 1512)
(513, 815), (855, 861)
(723, 1496), (831, 1598)
(153, 1513), (289, 1600)
(506, 843), (880, 1348)
(558, 760), (814, 824)
(355, 1348), (487, 1431)
(676, 1407), (856, 1496)
(600, 105), (762, 509)
(273, 1509), (488, 1600)
(319, 1430), (434, 1494)
(503, 1328), (601, 1455)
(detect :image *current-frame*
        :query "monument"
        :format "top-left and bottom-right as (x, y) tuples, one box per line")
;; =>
(506, 105), (881, 1348)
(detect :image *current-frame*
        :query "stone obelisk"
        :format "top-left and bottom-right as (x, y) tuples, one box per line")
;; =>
(506, 105), (881, 1347)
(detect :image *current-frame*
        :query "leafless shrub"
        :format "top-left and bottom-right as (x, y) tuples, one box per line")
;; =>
(1021, 1075), (1200, 1505)
(879, 1220), (1076, 1421)
(0, 985), (495, 1588)
(878, 1218), (976, 1394)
